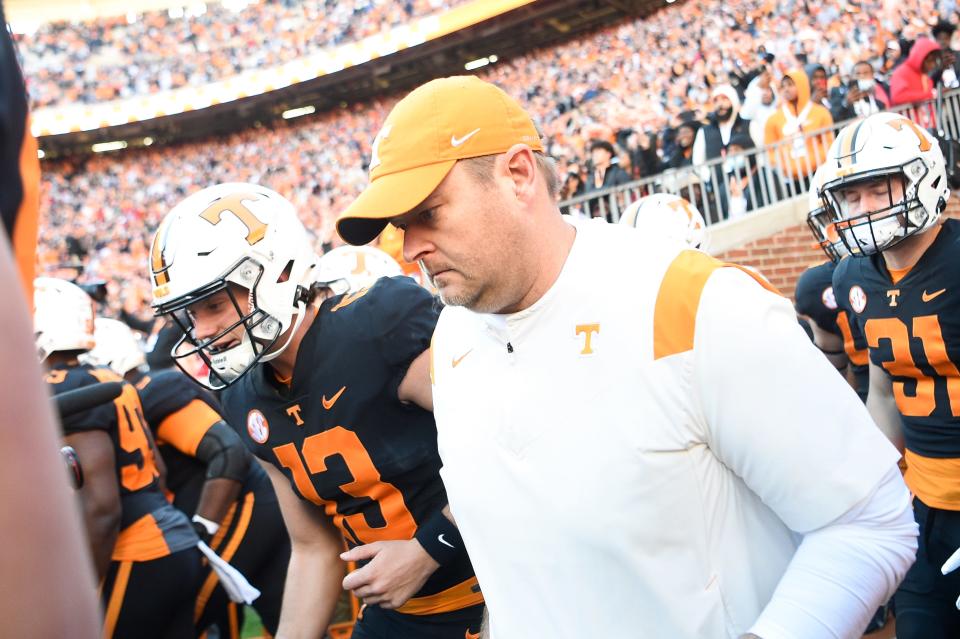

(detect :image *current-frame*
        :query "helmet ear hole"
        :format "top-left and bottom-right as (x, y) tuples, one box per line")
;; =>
(938, 196), (948, 213)
(276, 260), (294, 284)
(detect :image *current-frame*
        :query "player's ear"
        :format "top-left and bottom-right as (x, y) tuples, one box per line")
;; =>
(501, 144), (537, 202)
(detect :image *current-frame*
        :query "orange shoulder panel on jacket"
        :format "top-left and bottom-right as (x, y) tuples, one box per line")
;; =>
(654, 250), (780, 360)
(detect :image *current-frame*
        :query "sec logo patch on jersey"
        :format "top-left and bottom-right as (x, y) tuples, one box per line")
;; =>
(849, 285), (867, 314)
(821, 286), (838, 310)
(247, 409), (270, 444)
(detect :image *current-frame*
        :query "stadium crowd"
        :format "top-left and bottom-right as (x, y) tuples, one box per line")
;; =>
(15, 0), (467, 108)
(33, 0), (960, 317)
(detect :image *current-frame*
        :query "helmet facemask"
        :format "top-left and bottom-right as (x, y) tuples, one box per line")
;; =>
(824, 159), (932, 256)
(806, 204), (848, 263)
(157, 257), (306, 390)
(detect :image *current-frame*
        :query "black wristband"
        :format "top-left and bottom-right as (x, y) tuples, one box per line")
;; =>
(192, 520), (212, 544)
(414, 509), (463, 566)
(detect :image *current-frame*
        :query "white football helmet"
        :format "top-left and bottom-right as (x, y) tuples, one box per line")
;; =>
(618, 193), (707, 250)
(84, 318), (146, 377)
(806, 163), (849, 263)
(34, 277), (96, 361)
(150, 183), (319, 390)
(315, 245), (402, 294)
(821, 111), (949, 256)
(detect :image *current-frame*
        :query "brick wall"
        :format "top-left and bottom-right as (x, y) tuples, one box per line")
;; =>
(712, 198), (960, 300)
(715, 224), (822, 299)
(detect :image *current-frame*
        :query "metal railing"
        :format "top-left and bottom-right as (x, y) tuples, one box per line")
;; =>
(559, 87), (960, 224)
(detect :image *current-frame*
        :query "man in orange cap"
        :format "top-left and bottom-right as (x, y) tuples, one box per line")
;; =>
(337, 75), (917, 639)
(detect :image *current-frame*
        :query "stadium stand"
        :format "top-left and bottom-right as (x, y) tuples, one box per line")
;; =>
(27, 0), (960, 317)
(14, 0), (469, 108)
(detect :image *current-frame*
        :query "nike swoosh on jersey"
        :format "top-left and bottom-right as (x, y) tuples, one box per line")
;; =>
(438, 533), (455, 549)
(452, 349), (473, 368)
(451, 128), (481, 147)
(322, 386), (347, 410)
(922, 288), (947, 302)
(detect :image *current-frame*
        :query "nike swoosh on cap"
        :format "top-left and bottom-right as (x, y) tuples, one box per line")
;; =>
(451, 128), (481, 147)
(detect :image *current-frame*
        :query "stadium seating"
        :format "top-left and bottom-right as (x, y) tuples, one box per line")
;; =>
(16, 0), (468, 108)
(31, 0), (951, 317)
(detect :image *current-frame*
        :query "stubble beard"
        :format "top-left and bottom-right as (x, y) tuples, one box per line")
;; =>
(437, 280), (484, 311)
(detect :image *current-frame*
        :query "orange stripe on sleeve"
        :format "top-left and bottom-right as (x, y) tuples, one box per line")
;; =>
(654, 251), (779, 360)
(13, 116), (40, 301)
(101, 560), (133, 639)
(836, 311), (869, 366)
(156, 399), (222, 456)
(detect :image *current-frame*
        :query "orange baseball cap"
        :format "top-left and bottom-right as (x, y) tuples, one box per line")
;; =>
(336, 75), (544, 246)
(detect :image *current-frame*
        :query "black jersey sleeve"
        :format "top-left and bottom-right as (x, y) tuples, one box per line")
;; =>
(46, 367), (117, 435)
(831, 256), (870, 353)
(138, 369), (219, 427)
(831, 256), (853, 314)
(795, 262), (840, 336)
(369, 277), (440, 398)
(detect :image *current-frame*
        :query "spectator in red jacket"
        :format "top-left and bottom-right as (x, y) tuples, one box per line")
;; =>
(890, 37), (942, 128)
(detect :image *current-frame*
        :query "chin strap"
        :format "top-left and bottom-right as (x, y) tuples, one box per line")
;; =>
(260, 300), (308, 364)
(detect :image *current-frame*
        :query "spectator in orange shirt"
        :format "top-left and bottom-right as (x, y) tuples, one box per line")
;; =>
(764, 69), (834, 190)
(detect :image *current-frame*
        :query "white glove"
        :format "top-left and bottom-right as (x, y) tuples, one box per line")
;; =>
(940, 546), (960, 609)
(197, 541), (261, 604)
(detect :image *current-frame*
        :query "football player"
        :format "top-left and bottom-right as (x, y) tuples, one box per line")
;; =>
(149, 183), (482, 638)
(35, 278), (202, 638)
(617, 193), (708, 250)
(827, 111), (959, 637)
(798, 165), (870, 400)
(87, 317), (289, 639)
(314, 244), (404, 293)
